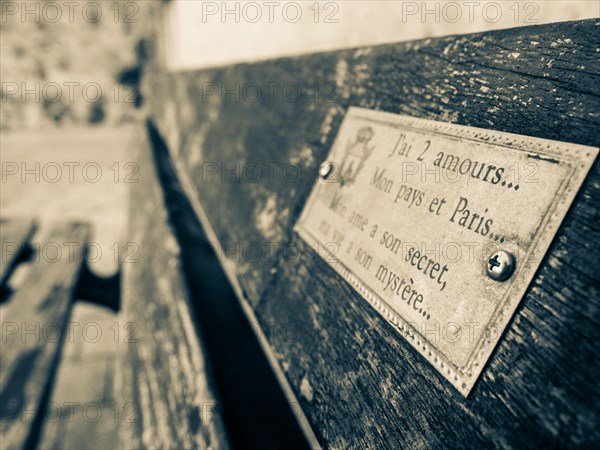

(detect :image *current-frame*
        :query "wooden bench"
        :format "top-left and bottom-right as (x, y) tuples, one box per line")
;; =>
(119, 18), (599, 449)
(0, 219), (119, 450)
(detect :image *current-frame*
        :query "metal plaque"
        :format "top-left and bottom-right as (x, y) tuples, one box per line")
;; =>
(295, 107), (598, 396)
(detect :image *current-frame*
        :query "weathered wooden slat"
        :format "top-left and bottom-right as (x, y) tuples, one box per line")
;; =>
(146, 19), (600, 448)
(0, 219), (37, 292)
(118, 128), (230, 450)
(0, 222), (90, 450)
(149, 119), (318, 449)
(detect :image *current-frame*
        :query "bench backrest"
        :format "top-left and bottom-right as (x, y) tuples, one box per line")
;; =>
(130, 18), (600, 448)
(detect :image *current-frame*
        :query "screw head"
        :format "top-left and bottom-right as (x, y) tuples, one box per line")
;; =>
(319, 161), (333, 179)
(486, 250), (515, 282)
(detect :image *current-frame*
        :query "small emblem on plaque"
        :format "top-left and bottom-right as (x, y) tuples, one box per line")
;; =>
(338, 126), (375, 187)
(295, 107), (598, 396)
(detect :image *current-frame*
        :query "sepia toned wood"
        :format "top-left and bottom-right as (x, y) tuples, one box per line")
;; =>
(145, 20), (600, 448)
(119, 122), (315, 449)
(0, 219), (37, 291)
(118, 128), (230, 450)
(0, 222), (90, 450)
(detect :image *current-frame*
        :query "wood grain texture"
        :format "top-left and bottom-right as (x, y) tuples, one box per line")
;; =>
(118, 121), (314, 449)
(0, 222), (89, 450)
(118, 128), (230, 450)
(145, 20), (600, 448)
(0, 219), (37, 291)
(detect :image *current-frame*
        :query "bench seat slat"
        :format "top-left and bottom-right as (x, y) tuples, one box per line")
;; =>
(118, 134), (230, 450)
(0, 222), (90, 450)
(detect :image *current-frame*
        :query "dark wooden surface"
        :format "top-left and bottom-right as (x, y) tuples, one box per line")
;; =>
(145, 20), (600, 448)
(0, 222), (90, 450)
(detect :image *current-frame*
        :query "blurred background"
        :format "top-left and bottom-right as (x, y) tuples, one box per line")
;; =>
(1, 1), (598, 449)
(1, 2), (152, 448)
(1, 0), (151, 269)
(1, 0), (147, 130)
